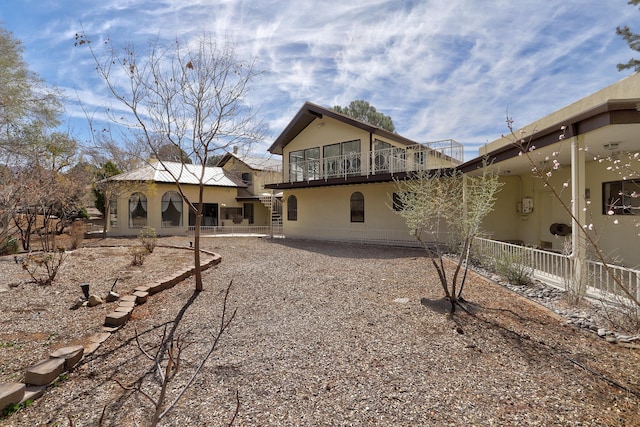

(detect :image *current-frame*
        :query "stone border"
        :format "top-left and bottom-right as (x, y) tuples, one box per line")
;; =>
(0, 245), (221, 416)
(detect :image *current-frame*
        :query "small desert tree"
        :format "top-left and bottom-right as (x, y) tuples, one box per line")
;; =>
(77, 33), (264, 291)
(394, 162), (503, 313)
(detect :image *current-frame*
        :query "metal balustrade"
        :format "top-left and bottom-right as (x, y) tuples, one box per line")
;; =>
(474, 237), (640, 305)
(281, 141), (463, 183)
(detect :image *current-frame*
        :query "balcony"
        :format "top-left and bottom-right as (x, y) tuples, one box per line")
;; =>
(279, 140), (463, 184)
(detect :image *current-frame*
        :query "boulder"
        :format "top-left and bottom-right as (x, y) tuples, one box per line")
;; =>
(87, 295), (104, 307)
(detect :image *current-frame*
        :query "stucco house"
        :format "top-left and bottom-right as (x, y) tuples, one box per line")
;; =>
(104, 156), (280, 236)
(264, 102), (463, 244)
(465, 72), (640, 270)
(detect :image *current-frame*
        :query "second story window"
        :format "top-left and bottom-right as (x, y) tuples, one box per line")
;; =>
(289, 148), (319, 181)
(241, 172), (252, 186)
(323, 140), (361, 178)
(603, 179), (640, 215)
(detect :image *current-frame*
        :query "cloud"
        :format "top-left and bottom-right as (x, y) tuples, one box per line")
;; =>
(1, 0), (637, 160)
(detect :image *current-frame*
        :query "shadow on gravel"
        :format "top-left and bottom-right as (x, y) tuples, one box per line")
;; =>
(266, 238), (427, 260)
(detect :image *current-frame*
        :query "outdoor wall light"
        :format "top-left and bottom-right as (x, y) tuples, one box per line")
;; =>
(603, 141), (621, 151)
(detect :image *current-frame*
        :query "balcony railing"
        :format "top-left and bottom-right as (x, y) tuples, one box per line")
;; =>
(283, 140), (463, 184)
(473, 237), (640, 305)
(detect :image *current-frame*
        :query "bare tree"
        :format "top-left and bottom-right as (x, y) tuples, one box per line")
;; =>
(76, 33), (264, 290)
(394, 162), (503, 313)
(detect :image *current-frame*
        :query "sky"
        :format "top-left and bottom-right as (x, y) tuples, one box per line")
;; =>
(1, 0), (638, 161)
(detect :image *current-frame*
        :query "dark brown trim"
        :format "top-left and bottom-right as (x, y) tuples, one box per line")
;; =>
(268, 101), (419, 155)
(264, 169), (449, 190)
(458, 99), (640, 173)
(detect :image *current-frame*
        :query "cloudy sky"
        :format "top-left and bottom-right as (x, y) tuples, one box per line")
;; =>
(1, 0), (637, 160)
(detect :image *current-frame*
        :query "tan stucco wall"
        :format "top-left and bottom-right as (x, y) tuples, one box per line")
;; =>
(483, 159), (640, 267)
(108, 183), (252, 236)
(281, 183), (416, 244)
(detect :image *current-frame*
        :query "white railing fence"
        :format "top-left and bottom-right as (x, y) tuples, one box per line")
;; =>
(473, 237), (640, 304)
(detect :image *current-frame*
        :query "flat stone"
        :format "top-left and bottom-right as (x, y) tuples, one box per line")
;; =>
(0, 284), (9, 293)
(0, 383), (25, 411)
(393, 297), (410, 304)
(132, 290), (148, 303)
(104, 311), (130, 327)
(115, 305), (133, 313)
(24, 358), (65, 386)
(120, 295), (137, 303)
(597, 328), (607, 337)
(82, 341), (101, 356)
(49, 346), (84, 370)
(89, 332), (111, 344)
(22, 385), (46, 403)
(119, 300), (135, 308)
(147, 282), (166, 294)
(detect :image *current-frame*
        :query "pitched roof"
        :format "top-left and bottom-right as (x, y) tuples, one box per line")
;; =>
(267, 101), (419, 155)
(217, 151), (281, 171)
(107, 160), (246, 187)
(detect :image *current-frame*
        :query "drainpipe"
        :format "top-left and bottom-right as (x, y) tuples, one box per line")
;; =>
(570, 131), (587, 292)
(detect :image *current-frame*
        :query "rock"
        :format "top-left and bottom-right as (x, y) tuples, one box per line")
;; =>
(0, 383), (25, 411)
(69, 298), (84, 310)
(393, 297), (410, 304)
(105, 291), (120, 302)
(597, 328), (607, 337)
(24, 358), (65, 386)
(606, 336), (618, 344)
(104, 311), (130, 327)
(49, 346), (84, 371)
(87, 295), (103, 307)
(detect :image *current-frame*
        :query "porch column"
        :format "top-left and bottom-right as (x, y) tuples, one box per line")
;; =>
(571, 133), (587, 293)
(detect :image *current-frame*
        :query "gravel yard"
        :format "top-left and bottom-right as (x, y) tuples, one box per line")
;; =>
(1, 236), (639, 426)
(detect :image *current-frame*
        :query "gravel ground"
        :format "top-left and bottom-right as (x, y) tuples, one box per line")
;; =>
(0, 236), (639, 426)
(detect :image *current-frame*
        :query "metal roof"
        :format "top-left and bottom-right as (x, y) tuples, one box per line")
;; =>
(108, 161), (246, 187)
(217, 151), (281, 171)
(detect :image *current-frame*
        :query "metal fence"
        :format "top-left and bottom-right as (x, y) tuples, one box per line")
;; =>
(473, 237), (640, 304)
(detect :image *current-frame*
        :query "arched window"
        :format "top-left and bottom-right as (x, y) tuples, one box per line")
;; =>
(287, 195), (298, 221)
(161, 191), (183, 227)
(129, 192), (148, 228)
(350, 192), (364, 223)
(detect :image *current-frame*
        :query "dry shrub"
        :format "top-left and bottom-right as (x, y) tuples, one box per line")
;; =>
(69, 221), (87, 250)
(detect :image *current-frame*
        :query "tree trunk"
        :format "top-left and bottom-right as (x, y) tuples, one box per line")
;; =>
(193, 211), (203, 291)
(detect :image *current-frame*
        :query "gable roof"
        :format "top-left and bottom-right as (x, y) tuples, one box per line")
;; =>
(107, 160), (246, 187)
(216, 151), (281, 171)
(267, 101), (419, 155)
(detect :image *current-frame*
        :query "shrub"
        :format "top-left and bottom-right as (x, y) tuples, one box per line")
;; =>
(139, 226), (157, 254)
(495, 252), (532, 286)
(129, 245), (149, 266)
(21, 246), (67, 286)
(69, 221), (87, 250)
(0, 237), (18, 255)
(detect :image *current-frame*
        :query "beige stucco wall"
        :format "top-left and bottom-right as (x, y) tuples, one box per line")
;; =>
(482, 159), (640, 267)
(281, 183), (416, 244)
(108, 183), (256, 236)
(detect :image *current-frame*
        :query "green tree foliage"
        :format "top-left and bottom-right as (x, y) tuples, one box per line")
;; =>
(0, 24), (62, 159)
(617, 0), (640, 72)
(332, 100), (396, 132)
(93, 161), (122, 215)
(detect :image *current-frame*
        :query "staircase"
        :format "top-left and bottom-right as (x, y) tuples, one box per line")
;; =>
(259, 193), (283, 235)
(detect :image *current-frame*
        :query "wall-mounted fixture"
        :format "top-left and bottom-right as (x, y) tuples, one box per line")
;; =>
(603, 141), (621, 151)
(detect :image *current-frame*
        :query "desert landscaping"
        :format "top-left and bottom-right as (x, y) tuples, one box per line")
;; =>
(0, 236), (638, 426)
